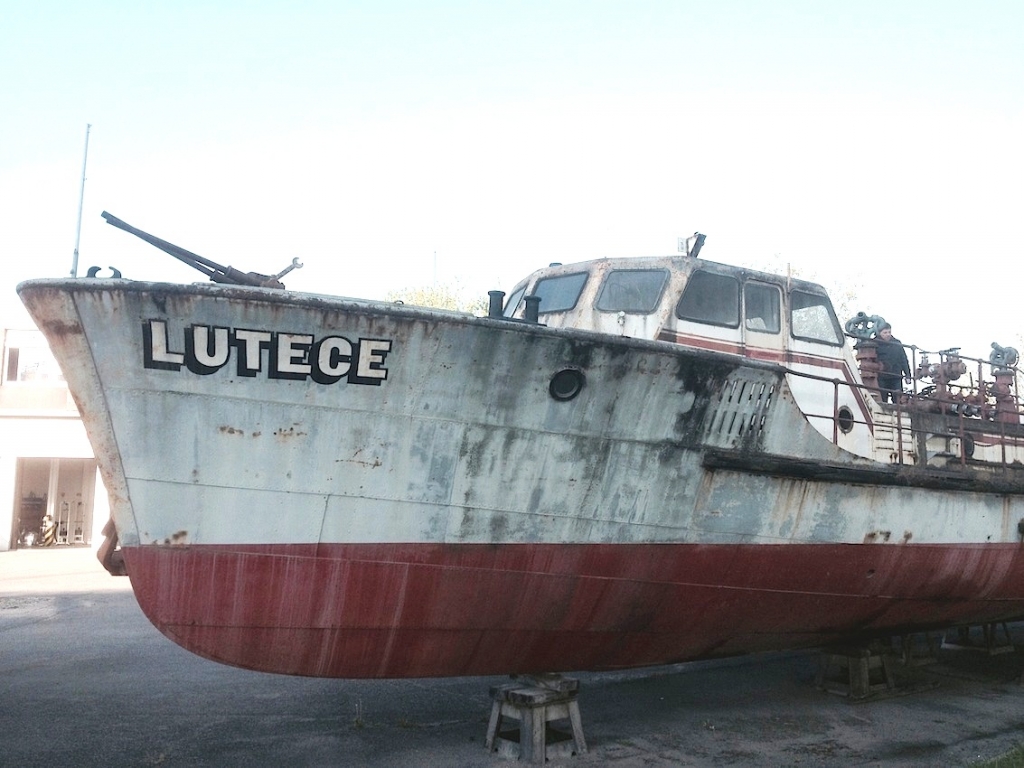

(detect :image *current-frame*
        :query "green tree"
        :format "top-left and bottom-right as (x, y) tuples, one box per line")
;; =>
(385, 283), (488, 315)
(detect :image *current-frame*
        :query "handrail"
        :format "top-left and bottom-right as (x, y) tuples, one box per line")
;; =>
(781, 353), (1024, 471)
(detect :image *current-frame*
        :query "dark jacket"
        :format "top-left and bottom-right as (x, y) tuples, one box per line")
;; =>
(876, 336), (911, 380)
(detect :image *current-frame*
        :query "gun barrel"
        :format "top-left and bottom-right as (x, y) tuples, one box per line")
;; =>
(101, 212), (267, 287)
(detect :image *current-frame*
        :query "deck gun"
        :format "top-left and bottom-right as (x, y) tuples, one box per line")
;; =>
(101, 211), (302, 288)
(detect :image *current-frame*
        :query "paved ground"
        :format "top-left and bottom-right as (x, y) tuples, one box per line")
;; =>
(3, 548), (1024, 767)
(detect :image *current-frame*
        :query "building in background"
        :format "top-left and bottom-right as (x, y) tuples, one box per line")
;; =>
(1, 317), (108, 551)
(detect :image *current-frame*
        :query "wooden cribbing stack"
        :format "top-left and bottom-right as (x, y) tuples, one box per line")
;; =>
(485, 674), (587, 763)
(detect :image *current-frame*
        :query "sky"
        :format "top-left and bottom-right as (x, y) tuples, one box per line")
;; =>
(2, 1), (1022, 358)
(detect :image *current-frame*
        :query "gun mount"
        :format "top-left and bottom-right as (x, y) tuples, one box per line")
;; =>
(100, 211), (302, 289)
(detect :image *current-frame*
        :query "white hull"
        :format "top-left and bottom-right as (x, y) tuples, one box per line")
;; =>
(18, 277), (1024, 677)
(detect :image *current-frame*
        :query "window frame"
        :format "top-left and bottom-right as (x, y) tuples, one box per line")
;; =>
(675, 270), (741, 329)
(532, 271), (589, 315)
(502, 284), (527, 318)
(2, 331), (66, 385)
(595, 268), (670, 314)
(789, 289), (844, 346)
(743, 281), (782, 335)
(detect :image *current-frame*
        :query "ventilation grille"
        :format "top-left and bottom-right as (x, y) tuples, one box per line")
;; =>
(703, 375), (775, 444)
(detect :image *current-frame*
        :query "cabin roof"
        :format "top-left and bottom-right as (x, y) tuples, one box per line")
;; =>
(512, 254), (832, 297)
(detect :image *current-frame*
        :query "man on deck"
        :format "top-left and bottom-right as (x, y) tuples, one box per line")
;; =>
(875, 322), (911, 403)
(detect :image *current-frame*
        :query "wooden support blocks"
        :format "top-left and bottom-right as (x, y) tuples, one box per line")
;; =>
(485, 676), (587, 763)
(816, 644), (896, 699)
(941, 623), (1015, 655)
(896, 633), (939, 667)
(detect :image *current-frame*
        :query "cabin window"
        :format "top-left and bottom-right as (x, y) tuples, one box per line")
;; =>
(533, 272), (588, 314)
(596, 269), (669, 313)
(790, 290), (843, 345)
(676, 271), (739, 327)
(502, 285), (527, 317)
(744, 282), (781, 333)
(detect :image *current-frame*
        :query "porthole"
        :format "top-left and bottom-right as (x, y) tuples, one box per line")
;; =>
(550, 369), (585, 401)
(837, 406), (855, 434)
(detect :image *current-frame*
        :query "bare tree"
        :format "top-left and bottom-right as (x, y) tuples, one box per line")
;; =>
(736, 253), (867, 327)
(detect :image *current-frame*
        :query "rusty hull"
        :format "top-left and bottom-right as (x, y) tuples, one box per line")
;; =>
(16, 277), (1024, 677)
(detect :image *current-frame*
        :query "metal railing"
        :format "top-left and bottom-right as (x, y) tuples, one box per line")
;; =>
(786, 344), (1024, 470)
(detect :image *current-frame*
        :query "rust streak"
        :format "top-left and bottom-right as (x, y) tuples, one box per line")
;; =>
(335, 457), (382, 468)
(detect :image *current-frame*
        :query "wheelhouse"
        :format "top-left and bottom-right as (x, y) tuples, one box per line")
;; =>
(501, 255), (872, 455)
(503, 256), (842, 351)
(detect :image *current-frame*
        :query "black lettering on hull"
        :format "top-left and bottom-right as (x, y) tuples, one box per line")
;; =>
(143, 320), (393, 386)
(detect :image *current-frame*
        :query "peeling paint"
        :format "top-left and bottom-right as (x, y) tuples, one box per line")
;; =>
(18, 272), (1024, 680)
(162, 530), (189, 546)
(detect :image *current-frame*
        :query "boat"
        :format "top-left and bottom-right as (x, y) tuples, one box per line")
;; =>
(16, 216), (1024, 679)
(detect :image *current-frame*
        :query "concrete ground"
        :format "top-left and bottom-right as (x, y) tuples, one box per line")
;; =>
(3, 548), (1024, 767)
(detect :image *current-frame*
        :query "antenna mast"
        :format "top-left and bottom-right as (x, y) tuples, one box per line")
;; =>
(70, 123), (92, 278)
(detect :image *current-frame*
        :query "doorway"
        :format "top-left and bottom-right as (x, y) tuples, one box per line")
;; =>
(11, 458), (97, 549)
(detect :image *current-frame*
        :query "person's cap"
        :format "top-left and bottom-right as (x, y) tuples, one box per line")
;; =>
(879, 322), (891, 331)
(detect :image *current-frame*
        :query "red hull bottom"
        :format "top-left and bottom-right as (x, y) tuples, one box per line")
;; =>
(122, 542), (1024, 678)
